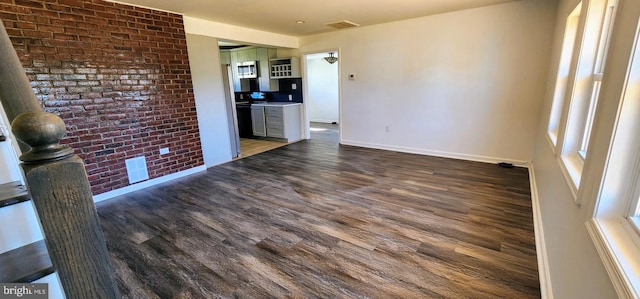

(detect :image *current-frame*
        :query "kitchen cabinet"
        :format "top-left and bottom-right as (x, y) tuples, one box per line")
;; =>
(251, 106), (267, 137)
(252, 103), (301, 141)
(226, 46), (288, 92)
(230, 51), (241, 91)
(237, 48), (257, 62)
(230, 48), (258, 92)
(257, 48), (278, 91)
(219, 51), (231, 65)
(270, 57), (300, 79)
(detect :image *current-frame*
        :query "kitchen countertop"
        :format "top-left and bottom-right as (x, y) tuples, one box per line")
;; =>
(251, 102), (301, 107)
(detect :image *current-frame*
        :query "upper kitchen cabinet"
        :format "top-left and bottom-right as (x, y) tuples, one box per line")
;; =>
(229, 51), (241, 92)
(220, 45), (301, 92)
(220, 51), (231, 65)
(258, 48), (278, 92)
(236, 48), (257, 62)
(270, 57), (300, 79)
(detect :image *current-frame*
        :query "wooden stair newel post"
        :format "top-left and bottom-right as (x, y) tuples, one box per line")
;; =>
(1, 21), (120, 299)
(11, 112), (121, 299)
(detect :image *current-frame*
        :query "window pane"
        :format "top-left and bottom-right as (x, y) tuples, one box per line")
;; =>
(578, 0), (617, 159)
(595, 2), (618, 73)
(547, 3), (582, 147)
(579, 80), (601, 158)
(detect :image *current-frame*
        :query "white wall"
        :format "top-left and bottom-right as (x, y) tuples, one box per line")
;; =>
(530, 0), (632, 297)
(0, 102), (23, 184)
(0, 137), (22, 184)
(299, 0), (557, 164)
(306, 53), (339, 124)
(185, 34), (234, 167)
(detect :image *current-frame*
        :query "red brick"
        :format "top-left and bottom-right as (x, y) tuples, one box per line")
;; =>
(14, 0), (44, 8)
(2, 0), (201, 195)
(45, 3), (71, 12)
(57, 0), (81, 7)
(21, 29), (51, 38)
(58, 12), (84, 21)
(0, 13), (18, 22)
(50, 19), (76, 27)
(53, 32), (79, 40)
(38, 24), (64, 33)
(64, 27), (88, 35)
(83, 3), (105, 11)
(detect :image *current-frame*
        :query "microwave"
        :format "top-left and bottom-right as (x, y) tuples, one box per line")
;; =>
(237, 61), (258, 79)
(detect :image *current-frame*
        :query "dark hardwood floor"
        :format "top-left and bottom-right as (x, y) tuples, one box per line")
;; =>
(97, 122), (540, 298)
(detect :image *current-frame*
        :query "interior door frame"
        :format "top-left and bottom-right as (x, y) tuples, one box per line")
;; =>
(300, 48), (342, 142)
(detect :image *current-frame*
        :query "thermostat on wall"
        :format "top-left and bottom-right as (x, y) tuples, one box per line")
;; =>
(348, 73), (356, 80)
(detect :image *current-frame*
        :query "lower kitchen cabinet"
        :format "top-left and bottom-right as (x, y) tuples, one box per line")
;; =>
(251, 104), (301, 142)
(251, 106), (267, 137)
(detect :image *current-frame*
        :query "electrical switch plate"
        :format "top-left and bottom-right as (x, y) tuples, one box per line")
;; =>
(292, 83), (297, 89)
(349, 73), (356, 80)
(288, 95), (293, 101)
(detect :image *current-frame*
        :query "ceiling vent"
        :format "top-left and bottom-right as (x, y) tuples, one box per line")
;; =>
(324, 20), (360, 30)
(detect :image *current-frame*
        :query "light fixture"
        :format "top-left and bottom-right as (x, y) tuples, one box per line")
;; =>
(324, 52), (338, 64)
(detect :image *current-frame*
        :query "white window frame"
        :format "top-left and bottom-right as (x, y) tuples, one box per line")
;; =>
(557, 0), (616, 202)
(586, 10), (640, 297)
(628, 162), (640, 233)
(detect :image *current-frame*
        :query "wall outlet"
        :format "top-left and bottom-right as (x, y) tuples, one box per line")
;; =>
(292, 83), (297, 90)
(159, 147), (169, 155)
(288, 94), (293, 101)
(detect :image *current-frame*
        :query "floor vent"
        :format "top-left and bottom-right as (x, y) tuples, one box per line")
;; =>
(125, 156), (149, 184)
(324, 20), (360, 30)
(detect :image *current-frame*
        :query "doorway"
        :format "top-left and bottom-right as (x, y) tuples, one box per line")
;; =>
(304, 51), (340, 141)
(218, 41), (290, 159)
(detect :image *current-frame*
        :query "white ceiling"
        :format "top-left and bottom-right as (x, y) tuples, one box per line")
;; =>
(110, 0), (518, 36)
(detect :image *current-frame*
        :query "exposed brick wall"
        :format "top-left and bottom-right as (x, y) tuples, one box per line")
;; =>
(0, 0), (204, 194)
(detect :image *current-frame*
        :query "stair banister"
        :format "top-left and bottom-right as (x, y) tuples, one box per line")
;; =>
(0, 21), (120, 298)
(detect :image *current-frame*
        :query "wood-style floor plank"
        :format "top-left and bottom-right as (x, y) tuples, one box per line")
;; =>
(238, 138), (288, 159)
(98, 122), (540, 298)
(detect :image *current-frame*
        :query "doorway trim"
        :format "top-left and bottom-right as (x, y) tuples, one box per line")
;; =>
(301, 48), (342, 142)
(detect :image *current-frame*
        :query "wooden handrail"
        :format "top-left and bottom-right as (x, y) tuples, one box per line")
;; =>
(0, 21), (120, 298)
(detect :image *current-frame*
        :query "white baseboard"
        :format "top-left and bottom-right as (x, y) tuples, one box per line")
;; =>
(340, 140), (531, 167)
(310, 120), (338, 124)
(93, 165), (207, 203)
(528, 164), (554, 299)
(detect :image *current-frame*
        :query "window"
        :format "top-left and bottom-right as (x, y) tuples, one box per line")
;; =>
(547, 2), (582, 148)
(555, 0), (617, 201)
(586, 10), (640, 297)
(579, 0), (618, 159)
